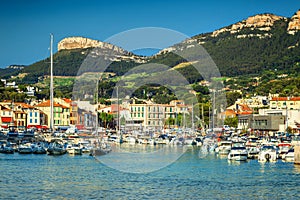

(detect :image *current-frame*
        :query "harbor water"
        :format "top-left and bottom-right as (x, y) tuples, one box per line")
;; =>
(1, 146), (300, 199)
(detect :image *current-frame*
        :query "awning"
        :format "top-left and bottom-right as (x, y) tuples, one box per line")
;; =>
(1, 117), (13, 123)
(27, 125), (48, 129)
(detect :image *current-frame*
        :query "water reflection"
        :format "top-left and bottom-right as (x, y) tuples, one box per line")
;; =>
(293, 164), (300, 174)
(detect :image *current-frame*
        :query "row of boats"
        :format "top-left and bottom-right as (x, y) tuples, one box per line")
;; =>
(0, 140), (94, 156)
(1, 128), (299, 163)
(213, 135), (297, 162)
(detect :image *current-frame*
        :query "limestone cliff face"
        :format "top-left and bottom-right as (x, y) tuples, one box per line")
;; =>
(288, 10), (300, 34)
(57, 36), (146, 63)
(212, 14), (286, 37)
(58, 37), (125, 53)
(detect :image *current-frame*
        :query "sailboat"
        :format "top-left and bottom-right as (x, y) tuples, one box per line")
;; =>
(47, 34), (66, 156)
(90, 78), (111, 157)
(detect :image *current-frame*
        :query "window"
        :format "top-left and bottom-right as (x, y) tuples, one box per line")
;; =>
(35, 112), (37, 117)
(30, 112), (33, 117)
(35, 119), (37, 123)
(30, 119), (32, 123)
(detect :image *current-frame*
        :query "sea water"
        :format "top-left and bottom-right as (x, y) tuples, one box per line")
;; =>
(1, 146), (300, 199)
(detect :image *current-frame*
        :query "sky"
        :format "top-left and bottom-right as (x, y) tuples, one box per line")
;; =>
(0, 0), (300, 68)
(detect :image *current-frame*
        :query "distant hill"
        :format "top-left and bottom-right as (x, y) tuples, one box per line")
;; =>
(2, 10), (300, 83)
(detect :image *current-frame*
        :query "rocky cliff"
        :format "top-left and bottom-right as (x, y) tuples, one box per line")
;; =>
(58, 36), (125, 52)
(58, 36), (146, 63)
(288, 10), (300, 34)
(212, 14), (286, 37)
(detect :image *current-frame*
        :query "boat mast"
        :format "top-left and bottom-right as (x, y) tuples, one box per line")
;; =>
(96, 79), (99, 139)
(50, 34), (54, 132)
(192, 103), (194, 133)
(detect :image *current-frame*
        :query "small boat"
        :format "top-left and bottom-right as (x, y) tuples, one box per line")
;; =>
(18, 143), (33, 154)
(32, 143), (47, 154)
(278, 143), (291, 159)
(247, 147), (260, 159)
(90, 142), (111, 156)
(47, 142), (67, 155)
(228, 143), (248, 161)
(282, 147), (294, 162)
(67, 143), (82, 155)
(0, 142), (14, 154)
(258, 145), (278, 162)
(215, 141), (232, 155)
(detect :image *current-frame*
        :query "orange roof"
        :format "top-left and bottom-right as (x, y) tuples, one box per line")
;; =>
(63, 98), (72, 103)
(14, 102), (34, 109)
(35, 100), (69, 109)
(271, 97), (300, 101)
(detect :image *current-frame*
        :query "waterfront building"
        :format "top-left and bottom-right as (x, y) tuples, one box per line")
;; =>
(35, 100), (70, 129)
(56, 98), (78, 126)
(0, 104), (13, 128)
(125, 100), (190, 132)
(238, 114), (285, 135)
(270, 97), (300, 110)
(259, 109), (300, 133)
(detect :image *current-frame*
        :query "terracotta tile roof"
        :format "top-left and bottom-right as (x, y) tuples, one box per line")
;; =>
(271, 97), (300, 101)
(14, 102), (34, 109)
(35, 100), (70, 109)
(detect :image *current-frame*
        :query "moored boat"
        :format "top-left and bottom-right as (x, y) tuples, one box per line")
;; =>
(215, 141), (232, 155)
(282, 147), (294, 162)
(32, 143), (47, 154)
(67, 143), (82, 155)
(0, 142), (14, 154)
(258, 145), (278, 162)
(228, 142), (248, 161)
(18, 143), (33, 154)
(47, 142), (67, 155)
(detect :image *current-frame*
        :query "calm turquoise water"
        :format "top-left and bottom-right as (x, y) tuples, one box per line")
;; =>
(1, 147), (300, 199)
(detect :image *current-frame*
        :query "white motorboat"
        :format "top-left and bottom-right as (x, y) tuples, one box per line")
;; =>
(67, 143), (82, 155)
(18, 143), (33, 154)
(278, 143), (291, 159)
(282, 147), (294, 162)
(228, 143), (248, 161)
(90, 142), (111, 156)
(47, 142), (67, 155)
(247, 147), (260, 159)
(32, 143), (47, 154)
(0, 142), (14, 154)
(258, 145), (278, 162)
(215, 141), (232, 155)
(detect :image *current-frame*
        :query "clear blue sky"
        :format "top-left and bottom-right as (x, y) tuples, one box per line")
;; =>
(0, 0), (299, 68)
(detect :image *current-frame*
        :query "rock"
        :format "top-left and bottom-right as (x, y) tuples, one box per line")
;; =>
(212, 14), (285, 37)
(287, 10), (300, 35)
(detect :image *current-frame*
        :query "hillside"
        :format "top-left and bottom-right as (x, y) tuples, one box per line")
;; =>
(1, 10), (300, 84)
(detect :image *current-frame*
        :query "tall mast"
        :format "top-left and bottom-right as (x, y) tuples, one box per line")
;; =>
(192, 103), (194, 132)
(50, 34), (54, 132)
(95, 79), (99, 138)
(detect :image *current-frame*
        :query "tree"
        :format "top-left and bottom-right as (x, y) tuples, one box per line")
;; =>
(224, 117), (238, 128)
(99, 112), (114, 129)
(226, 92), (242, 106)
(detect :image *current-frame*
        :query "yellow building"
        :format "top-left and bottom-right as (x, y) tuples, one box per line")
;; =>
(270, 97), (300, 110)
(35, 100), (70, 129)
